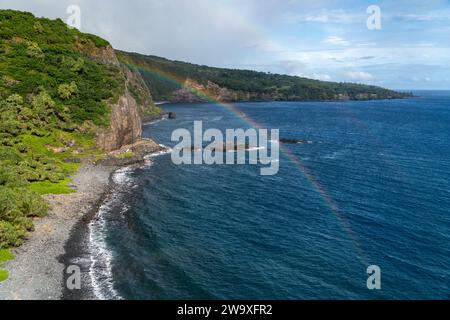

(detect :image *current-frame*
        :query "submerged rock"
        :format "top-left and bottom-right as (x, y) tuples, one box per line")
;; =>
(168, 112), (176, 119)
(279, 138), (310, 144)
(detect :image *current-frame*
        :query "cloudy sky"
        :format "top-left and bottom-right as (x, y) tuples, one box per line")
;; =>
(1, 0), (450, 89)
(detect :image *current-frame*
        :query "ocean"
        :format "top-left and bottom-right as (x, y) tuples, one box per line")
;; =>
(88, 91), (450, 299)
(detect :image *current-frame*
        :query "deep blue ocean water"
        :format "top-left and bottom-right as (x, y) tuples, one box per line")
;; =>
(90, 91), (450, 299)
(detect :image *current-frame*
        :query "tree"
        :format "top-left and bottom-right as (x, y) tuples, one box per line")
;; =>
(31, 90), (55, 121)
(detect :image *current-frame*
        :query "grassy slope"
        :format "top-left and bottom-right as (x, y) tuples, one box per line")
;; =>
(118, 51), (411, 102)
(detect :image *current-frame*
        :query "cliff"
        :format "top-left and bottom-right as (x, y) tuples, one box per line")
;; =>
(91, 48), (143, 151)
(95, 81), (143, 151)
(65, 42), (160, 151)
(171, 78), (238, 103)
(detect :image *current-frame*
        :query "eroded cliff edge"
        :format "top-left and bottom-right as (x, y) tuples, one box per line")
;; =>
(88, 45), (162, 157)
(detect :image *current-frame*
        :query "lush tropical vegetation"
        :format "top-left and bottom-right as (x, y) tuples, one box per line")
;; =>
(0, 10), (123, 249)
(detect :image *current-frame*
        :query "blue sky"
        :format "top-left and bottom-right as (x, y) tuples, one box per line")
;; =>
(1, 0), (450, 89)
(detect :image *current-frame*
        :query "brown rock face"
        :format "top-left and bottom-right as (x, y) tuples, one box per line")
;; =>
(171, 78), (206, 103)
(68, 41), (170, 154)
(96, 87), (142, 151)
(171, 78), (238, 103)
(76, 42), (120, 67)
(84, 46), (161, 152)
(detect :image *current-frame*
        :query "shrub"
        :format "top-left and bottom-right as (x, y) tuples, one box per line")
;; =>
(0, 187), (49, 247)
(62, 56), (84, 73)
(26, 41), (44, 58)
(58, 82), (77, 100)
(0, 147), (22, 165)
(0, 221), (26, 248)
(33, 21), (44, 34)
(0, 166), (29, 187)
(6, 94), (23, 108)
(31, 90), (55, 120)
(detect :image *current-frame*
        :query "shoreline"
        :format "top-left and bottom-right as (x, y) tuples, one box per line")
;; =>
(0, 164), (116, 300)
(60, 166), (118, 300)
(0, 138), (167, 300)
(0, 114), (166, 299)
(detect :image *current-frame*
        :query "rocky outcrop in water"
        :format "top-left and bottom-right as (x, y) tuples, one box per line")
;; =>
(96, 139), (165, 166)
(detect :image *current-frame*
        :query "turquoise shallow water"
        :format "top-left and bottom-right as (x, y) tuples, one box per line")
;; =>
(91, 91), (450, 299)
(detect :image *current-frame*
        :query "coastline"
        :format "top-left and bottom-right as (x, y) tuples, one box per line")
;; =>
(60, 165), (119, 300)
(0, 139), (165, 300)
(0, 164), (116, 300)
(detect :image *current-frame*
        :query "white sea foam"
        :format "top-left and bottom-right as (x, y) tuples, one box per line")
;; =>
(246, 146), (267, 151)
(89, 200), (122, 299)
(112, 167), (134, 185)
(225, 146), (267, 153)
(322, 150), (346, 160)
(88, 167), (135, 300)
(143, 116), (168, 125)
(89, 145), (174, 299)
(143, 144), (173, 166)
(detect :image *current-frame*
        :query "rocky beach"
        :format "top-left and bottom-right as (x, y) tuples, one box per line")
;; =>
(0, 164), (114, 299)
(0, 138), (165, 300)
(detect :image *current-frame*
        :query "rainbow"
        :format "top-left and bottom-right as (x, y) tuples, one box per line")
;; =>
(123, 59), (370, 267)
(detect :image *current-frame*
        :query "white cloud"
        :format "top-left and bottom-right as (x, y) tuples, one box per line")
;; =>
(323, 36), (349, 46)
(311, 73), (331, 81)
(345, 71), (375, 81)
(287, 9), (363, 24)
(397, 9), (450, 21)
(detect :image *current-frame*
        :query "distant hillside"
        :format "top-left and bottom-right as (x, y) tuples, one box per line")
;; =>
(117, 51), (412, 103)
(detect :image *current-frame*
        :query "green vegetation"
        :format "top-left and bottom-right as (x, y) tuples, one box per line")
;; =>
(117, 150), (134, 159)
(118, 51), (412, 102)
(0, 248), (14, 281)
(0, 10), (123, 248)
(30, 178), (77, 195)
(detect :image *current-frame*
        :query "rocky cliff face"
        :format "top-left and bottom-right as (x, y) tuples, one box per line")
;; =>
(96, 85), (142, 151)
(75, 42), (120, 67)
(86, 46), (156, 151)
(172, 78), (238, 103)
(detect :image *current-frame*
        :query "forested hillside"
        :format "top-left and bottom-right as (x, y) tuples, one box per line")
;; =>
(0, 10), (153, 249)
(118, 51), (412, 102)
